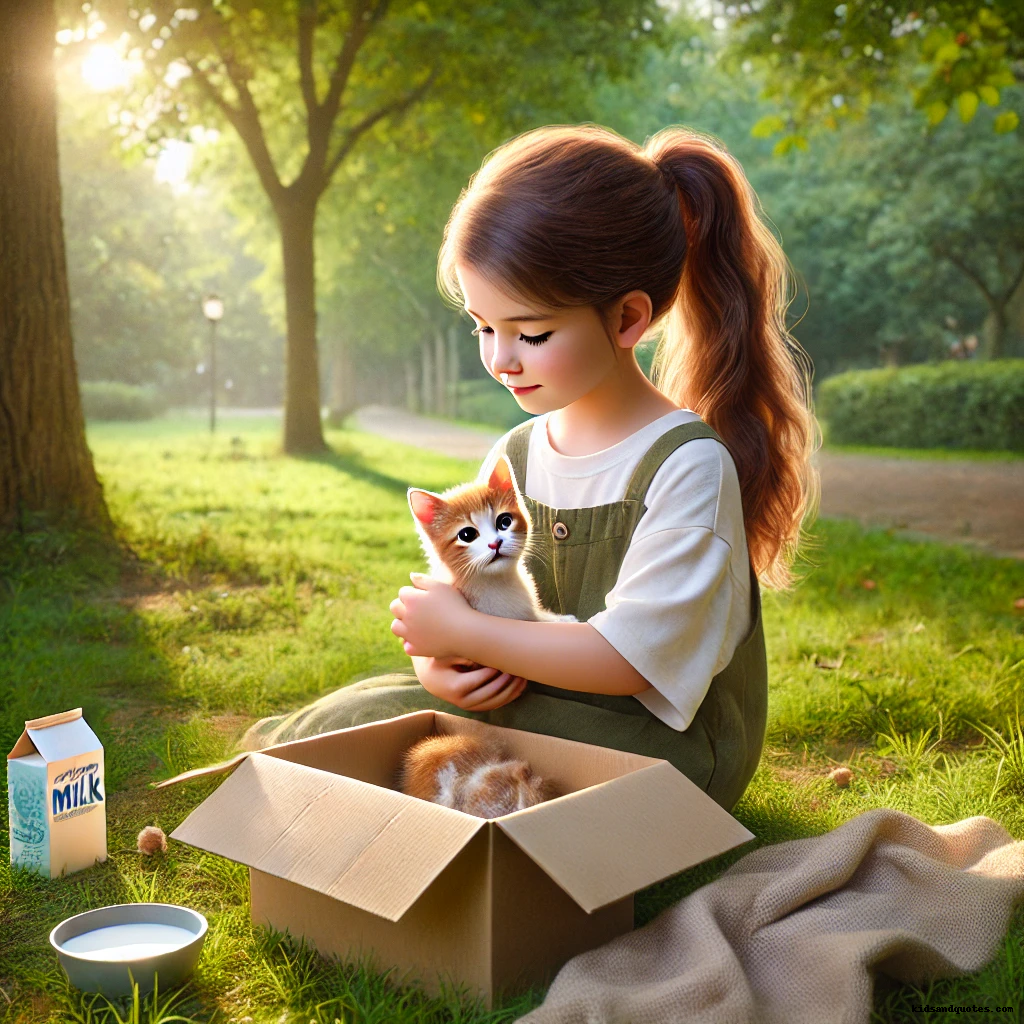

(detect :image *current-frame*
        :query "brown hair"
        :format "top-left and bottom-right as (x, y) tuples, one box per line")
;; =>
(437, 123), (820, 590)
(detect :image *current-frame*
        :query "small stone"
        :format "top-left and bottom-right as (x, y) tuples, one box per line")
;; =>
(828, 766), (853, 788)
(137, 825), (167, 855)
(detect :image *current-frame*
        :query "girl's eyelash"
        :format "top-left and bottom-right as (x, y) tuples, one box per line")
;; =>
(470, 326), (553, 345)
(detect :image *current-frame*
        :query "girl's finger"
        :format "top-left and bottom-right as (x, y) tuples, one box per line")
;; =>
(465, 676), (527, 712)
(389, 598), (404, 616)
(459, 671), (514, 707)
(390, 619), (407, 639)
(454, 665), (502, 688)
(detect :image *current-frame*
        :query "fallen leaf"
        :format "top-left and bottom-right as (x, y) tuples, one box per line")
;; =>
(815, 654), (845, 670)
(1014, 597), (1024, 611)
(910, 622), (926, 633)
(828, 766), (853, 788)
(861, 579), (877, 590)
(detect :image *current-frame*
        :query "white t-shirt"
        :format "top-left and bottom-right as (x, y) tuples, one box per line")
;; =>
(478, 408), (752, 733)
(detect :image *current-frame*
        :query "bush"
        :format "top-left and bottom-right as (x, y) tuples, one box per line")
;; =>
(80, 381), (168, 422)
(816, 360), (1024, 451)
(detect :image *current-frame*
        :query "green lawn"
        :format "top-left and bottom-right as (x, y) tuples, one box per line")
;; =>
(2, 415), (1023, 1023)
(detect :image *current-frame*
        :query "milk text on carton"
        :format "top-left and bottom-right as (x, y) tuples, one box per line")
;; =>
(7, 709), (107, 878)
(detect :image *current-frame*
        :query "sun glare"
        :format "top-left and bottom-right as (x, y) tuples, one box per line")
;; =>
(155, 139), (194, 192)
(81, 44), (136, 91)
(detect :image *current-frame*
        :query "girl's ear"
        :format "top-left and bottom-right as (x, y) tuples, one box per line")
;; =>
(408, 489), (444, 524)
(488, 455), (516, 494)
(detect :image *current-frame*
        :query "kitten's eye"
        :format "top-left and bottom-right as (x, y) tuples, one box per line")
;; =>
(457, 526), (479, 543)
(496, 513), (514, 531)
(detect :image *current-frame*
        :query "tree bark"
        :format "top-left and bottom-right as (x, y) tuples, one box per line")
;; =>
(447, 324), (460, 419)
(420, 338), (434, 415)
(433, 329), (447, 416)
(277, 197), (326, 453)
(0, 0), (110, 533)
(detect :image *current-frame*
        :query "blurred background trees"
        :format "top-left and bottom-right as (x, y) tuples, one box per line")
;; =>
(48, 0), (1024, 432)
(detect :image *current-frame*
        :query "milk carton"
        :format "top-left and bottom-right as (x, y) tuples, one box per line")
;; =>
(7, 708), (107, 877)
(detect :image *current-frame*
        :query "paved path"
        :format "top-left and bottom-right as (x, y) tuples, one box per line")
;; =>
(353, 405), (1023, 559)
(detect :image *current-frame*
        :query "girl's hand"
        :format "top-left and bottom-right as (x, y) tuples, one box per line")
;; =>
(412, 655), (528, 712)
(390, 573), (476, 660)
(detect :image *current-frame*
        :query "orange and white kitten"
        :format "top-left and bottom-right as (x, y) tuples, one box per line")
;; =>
(407, 455), (576, 622)
(399, 734), (555, 818)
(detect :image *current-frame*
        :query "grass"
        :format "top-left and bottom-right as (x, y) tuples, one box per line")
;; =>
(2, 414), (1023, 1023)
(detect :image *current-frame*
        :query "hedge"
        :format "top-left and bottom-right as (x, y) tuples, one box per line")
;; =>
(816, 360), (1024, 451)
(80, 381), (168, 422)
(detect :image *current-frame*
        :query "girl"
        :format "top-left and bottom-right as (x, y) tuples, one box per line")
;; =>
(243, 123), (820, 812)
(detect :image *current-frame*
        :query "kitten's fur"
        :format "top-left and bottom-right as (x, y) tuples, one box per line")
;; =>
(407, 455), (576, 623)
(399, 734), (556, 818)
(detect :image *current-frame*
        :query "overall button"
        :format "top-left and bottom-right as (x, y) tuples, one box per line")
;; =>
(552, 521), (569, 540)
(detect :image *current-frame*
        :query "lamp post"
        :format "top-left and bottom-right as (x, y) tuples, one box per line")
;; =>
(201, 294), (224, 433)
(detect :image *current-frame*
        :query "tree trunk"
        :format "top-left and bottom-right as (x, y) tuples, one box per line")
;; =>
(433, 330), (447, 416)
(447, 324), (460, 419)
(277, 198), (326, 453)
(981, 305), (1008, 360)
(420, 339), (433, 415)
(0, 0), (109, 533)
(405, 361), (418, 412)
(327, 334), (355, 425)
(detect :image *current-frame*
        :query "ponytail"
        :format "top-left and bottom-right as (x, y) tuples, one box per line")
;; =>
(437, 123), (820, 589)
(646, 128), (820, 590)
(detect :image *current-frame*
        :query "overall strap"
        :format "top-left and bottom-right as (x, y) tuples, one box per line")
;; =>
(623, 422), (725, 505)
(501, 418), (536, 494)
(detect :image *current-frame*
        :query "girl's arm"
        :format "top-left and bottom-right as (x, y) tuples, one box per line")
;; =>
(458, 616), (652, 696)
(391, 575), (651, 697)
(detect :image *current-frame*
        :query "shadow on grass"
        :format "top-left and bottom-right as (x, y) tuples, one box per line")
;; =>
(0, 522), (182, 789)
(298, 444), (416, 498)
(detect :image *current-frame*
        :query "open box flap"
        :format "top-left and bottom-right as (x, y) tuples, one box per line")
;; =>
(498, 761), (755, 913)
(171, 752), (485, 922)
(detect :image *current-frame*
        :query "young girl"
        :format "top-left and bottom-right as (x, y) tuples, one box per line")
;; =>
(243, 123), (820, 813)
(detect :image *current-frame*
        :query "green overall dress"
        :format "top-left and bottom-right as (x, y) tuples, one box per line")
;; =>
(242, 419), (769, 812)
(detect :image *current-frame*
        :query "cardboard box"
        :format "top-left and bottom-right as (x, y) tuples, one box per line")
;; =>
(168, 710), (753, 1004)
(7, 708), (107, 878)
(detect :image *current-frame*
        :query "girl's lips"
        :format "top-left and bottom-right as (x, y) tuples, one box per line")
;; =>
(510, 384), (541, 396)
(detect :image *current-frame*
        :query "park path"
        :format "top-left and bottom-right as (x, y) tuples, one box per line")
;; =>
(352, 405), (1024, 560)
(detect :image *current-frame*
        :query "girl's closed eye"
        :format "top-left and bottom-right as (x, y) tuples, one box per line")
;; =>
(471, 326), (553, 346)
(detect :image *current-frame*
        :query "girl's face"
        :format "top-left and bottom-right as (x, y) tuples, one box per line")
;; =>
(456, 263), (622, 416)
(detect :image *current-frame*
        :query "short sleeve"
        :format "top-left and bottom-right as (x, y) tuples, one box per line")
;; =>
(586, 438), (751, 733)
(588, 528), (741, 731)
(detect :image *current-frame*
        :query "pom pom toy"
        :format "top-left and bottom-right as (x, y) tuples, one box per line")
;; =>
(137, 825), (168, 855)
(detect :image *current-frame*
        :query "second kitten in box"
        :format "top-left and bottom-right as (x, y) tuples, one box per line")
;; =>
(399, 734), (556, 819)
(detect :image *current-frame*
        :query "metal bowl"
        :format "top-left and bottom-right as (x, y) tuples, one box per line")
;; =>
(50, 903), (208, 998)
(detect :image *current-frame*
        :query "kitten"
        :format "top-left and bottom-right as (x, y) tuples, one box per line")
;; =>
(407, 455), (576, 623)
(398, 734), (556, 818)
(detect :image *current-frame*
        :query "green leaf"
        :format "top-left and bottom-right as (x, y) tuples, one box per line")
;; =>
(925, 101), (949, 126)
(772, 135), (795, 156)
(978, 85), (1000, 107)
(987, 68), (1016, 88)
(933, 42), (961, 65)
(792, 135), (809, 151)
(993, 110), (1019, 134)
(956, 91), (978, 123)
(751, 114), (786, 138)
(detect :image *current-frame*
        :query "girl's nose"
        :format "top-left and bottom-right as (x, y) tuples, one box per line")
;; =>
(489, 335), (522, 378)
(488, 538), (503, 551)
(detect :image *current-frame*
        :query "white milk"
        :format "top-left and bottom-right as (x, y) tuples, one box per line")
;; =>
(7, 709), (107, 878)
(60, 922), (196, 961)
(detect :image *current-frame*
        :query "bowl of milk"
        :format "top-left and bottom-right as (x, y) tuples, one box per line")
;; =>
(50, 903), (207, 997)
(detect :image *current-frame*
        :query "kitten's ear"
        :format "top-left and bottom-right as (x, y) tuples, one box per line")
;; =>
(488, 454), (516, 494)
(408, 488), (444, 525)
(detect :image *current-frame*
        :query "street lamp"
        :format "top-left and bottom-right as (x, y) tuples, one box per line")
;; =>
(201, 294), (224, 433)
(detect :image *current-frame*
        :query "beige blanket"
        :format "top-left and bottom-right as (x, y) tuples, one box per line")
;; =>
(519, 808), (1024, 1024)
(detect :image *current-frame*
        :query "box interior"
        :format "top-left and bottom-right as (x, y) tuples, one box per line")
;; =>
(260, 709), (661, 816)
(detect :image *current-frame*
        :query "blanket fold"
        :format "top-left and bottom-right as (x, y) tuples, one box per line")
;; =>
(518, 808), (1024, 1024)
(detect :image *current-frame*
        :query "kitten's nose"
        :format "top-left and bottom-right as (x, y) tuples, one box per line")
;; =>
(488, 538), (503, 551)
